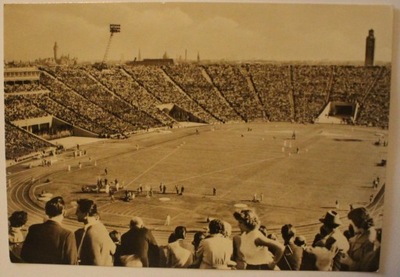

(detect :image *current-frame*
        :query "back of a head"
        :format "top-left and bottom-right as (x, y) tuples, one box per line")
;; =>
(192, 231), (205, 247)
(209, 219), (224, 235)
(9, 211), (28, 228)
(130, 216), (144, 229)
(109, 230), (121, 243)
(77, 199), (97, 217)
(233, 209), (260, 231)
(281, 224), (296, 242)
(174, 226), (187, 240)
(348, 207), (374, 230)
(45, 196), (65, 218)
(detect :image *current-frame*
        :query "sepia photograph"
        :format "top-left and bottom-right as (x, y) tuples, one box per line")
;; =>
(1, 1), (400, 276)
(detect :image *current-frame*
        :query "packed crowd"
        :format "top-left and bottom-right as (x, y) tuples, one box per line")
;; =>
(204, 64), (264, 121)
(330, 66), (381, 103)
(247, 64), (293, 122)
(6, 64), (390, 129)
(8, 196), (380, 272)
(5, 122), (53, 160)
(45, 66), (162, 131)
(40, 71), (134, 135)
(291, 65), (331, 123)
(4, 94), (49, 122)
(356, 67), (391, 128)
(84, 66), (173, 126)
(4, 64), (390, 160)
(4, 81), (46, 93)
(163, 64), (240, 123)
(123, 65), (216, 123)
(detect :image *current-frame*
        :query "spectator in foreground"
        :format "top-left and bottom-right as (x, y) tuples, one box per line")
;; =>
(312, 210), (349, 271)
(120, 216), (159, 267)
(75, 199), (115, 266)
(192, 219), (234, 269)
(8, 210), (28, 263)
(165, 226), (194, 268)
(341, 207), (376, 271)
(278, 224), (304, 270)
(21, 196), (77, 264)
(233, 209), (284, 270)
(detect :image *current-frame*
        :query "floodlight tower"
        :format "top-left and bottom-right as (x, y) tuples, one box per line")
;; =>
(102, 24), (121, 65)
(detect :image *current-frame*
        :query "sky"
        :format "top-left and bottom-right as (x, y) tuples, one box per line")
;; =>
(3, 2), (394, 63)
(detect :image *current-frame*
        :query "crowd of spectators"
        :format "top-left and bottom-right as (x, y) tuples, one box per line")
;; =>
(356, 67), (391, 128)
(5, 122), (53, 160)
(291, 65), (331, 123)
(163, 64), (240, 123)
(4, 81), (46, 93)
(124, 65), (216, 123)
(247, 64), (293, 122)
(330, 66), (381, 103)
(4, 63), (390, 160)
(9, 196), (381, 272)
(39, 70), (134, 135)
(84, 66), (174, 126)
(5, 94), (49, 122)
(44, 66), (162, 131)
(204, 64), (264, 121)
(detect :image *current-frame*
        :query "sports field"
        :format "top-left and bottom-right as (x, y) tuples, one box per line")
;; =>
(7, 122), (387, 244)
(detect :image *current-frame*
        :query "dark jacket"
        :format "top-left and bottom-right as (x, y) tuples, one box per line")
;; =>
(21, 220), (77, 264)
(120, 227), (159, 267)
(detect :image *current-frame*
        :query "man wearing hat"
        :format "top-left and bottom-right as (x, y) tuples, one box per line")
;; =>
(312, 210), (349, 271)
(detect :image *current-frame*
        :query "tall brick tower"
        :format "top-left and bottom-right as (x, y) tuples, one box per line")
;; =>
(365, 29), (375, 66)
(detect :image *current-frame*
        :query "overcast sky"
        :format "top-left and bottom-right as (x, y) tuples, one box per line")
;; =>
(3, 2), (394, 63)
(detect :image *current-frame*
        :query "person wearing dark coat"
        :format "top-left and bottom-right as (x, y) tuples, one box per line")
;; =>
(21, 196), (77, 264)
(120, 216), (159, 267)
(278, 224), (303, 270)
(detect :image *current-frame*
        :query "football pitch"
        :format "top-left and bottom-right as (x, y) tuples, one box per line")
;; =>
(7, 122), (387, 244)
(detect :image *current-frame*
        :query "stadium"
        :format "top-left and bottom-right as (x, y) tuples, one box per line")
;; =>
(3, 3), (393, 272)
(5, 61), (389, 258)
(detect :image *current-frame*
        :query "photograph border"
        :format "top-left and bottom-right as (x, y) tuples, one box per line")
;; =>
(1, 0), (399, 276)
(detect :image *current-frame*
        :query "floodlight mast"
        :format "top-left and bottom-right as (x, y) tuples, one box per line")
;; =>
(102, 24), (121, 66)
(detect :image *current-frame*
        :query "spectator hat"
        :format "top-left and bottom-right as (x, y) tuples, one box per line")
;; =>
(319, 210), (342, 227)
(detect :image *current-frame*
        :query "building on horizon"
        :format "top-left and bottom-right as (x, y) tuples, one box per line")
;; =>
(365, 29), (375, 66)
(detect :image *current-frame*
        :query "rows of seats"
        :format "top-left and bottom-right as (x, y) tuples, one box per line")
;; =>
(356, 67), (391, 128)
(204, 64), (264, 121)
(4, 82), (46, 93)
(5, 122), (53, 160)
(291, 65), (331, 123)
(46, 66), (162, 130)
(330, 66), (381, 103)
(5, 94), (48, 122)
(124, 66), (216, 123)
(163, 64), (240, 122)
(40, 70), (138, 134)
(247, 64), (293, 122)
(4, 64), (391, 160)
(84, 66), (174, 126)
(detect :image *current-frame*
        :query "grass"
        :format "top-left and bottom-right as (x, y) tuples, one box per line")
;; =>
(10, 122), (388, 243)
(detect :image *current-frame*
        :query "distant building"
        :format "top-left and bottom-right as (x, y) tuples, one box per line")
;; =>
(365, 29), (375, 66)
(126, 58), (174, 66)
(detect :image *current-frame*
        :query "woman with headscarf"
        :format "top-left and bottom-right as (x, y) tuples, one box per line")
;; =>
(233, 209), (284, 270)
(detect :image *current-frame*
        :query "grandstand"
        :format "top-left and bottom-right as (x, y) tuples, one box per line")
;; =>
(4, 62), (389, 270)
(4, 63), (390, 162)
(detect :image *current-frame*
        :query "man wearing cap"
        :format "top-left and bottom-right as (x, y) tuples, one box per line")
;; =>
(312, 210), (349, 271)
